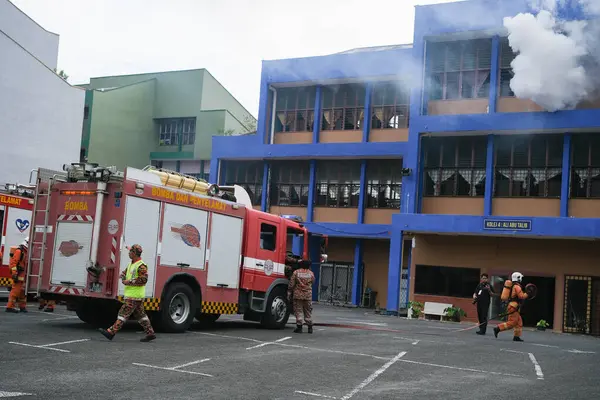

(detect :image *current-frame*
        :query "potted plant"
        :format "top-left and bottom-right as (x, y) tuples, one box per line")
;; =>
(408, 301), (424, 319)
(536, 319), (549, 331)
(443, 306), (467, 322)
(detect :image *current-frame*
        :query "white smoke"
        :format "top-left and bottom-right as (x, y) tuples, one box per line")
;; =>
(503, 0), (600, 111)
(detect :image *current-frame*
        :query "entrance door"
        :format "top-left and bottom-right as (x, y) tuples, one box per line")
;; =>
(590, 279), (600, 336)
(564, 276), (592, 334)
(317, 261), (354, 304)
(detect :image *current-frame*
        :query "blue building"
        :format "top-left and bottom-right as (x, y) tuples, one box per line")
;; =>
(211, 0), (600, 335)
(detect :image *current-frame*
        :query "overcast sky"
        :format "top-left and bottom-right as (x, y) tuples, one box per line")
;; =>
(12, 0), (457, 117)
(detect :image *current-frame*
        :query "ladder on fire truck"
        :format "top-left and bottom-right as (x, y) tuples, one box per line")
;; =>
(25, 168), (67, 297)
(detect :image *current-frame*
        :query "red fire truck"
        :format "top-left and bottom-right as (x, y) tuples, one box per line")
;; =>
(25, 163), (327, 333)
(0, 184), (35, 294)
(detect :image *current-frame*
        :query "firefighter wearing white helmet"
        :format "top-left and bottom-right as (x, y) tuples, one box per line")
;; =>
(494, 271), (528, 342)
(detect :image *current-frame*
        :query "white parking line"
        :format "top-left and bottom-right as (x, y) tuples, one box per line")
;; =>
(528, 353), (544, 380)
(501, 348), (526, 354)
(8, 338), (90, 353)
(132, 362), (213, 377)
(193, 331), (389, 360)
(0, 390), (33, 397)
(294, 390), (338, 399)
(246, 336), (291, 350)
(340, 351), (407, 400)
(170, 359), (211, 370)
(8, 342), (70, 353)
(42, 315), (79, 322)
(398, 359), (523, 377)
(531, 343), (560, 349)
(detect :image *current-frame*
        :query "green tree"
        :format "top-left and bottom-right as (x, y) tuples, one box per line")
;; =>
(54, 68), (69, 81)
(218, 114), (257, 136)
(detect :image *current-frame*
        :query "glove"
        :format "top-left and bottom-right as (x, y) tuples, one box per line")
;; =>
(11, 274), (18, 282)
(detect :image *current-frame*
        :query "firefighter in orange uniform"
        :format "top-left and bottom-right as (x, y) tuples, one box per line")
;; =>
(494, 272), (528, 342)
(6, 238), (29, 313)
(287, 259), (315, 334)
(38, 297), (55, 312)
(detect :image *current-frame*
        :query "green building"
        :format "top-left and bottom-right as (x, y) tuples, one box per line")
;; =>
(79, 68), (255, 178)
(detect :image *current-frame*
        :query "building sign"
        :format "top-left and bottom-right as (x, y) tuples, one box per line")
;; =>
(483, 219), (532, 231)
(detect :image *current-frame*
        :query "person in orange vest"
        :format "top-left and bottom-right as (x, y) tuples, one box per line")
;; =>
(6, 238), (29, 313)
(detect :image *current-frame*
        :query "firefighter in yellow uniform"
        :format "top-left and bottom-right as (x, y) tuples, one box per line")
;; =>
(99, 244), (156, 342)
(6, 238), (29, 313)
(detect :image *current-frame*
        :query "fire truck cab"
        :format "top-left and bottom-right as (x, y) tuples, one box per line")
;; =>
(0, 184), (35, 295)
(26, 163), (327, 333)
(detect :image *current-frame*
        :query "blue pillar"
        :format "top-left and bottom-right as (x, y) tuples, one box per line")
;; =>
(386, 229), (402, 314)
(255, 69), (270, 144)
(560, 133), (572, 217)
(308, 235), (322, 301)
(209, 157), (219, 184)
(307, 160), (316, 222)
(362, 83), (373, 143)
(175, 161), (181, 173)
(312, 86), (322, 144)
(415, 138), (425, 214)
(200, 160), (205, 180)
(484, 134), (495, 216)
(261, 161), (269, 212)
(357, 160), (367, 223)
(489, 35), (500, 114)
(352, 239), (364, 306)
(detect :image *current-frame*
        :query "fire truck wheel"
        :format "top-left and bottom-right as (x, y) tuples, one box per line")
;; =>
(261, 286), (290, 330)
(195, 312), (220, 325)
(158, 282), (197, 333)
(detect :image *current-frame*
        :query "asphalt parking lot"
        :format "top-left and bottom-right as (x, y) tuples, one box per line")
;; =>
(1, 303), (599, 400)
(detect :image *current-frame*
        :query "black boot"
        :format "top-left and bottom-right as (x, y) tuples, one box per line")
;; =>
(99, 328), (115, 341)
(307, 325), (313, 334)
(294, 324), (302, 333)
(493, 327), (500, 338)
(513, 336), (524, 342)
(5, 308), (18, 313)
(476, 330), (485, 335)
(140, 334), (156, 342)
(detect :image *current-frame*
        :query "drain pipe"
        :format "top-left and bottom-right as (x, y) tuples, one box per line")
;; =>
(269, 86), (277, 144)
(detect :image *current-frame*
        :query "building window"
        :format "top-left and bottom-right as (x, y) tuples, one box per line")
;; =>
(83, 106), (89, 120)
(157, 118), (196, 146)
(570, 134), (600, 198)
(415, 265), (481, 298)
(269, 161), (310, 206)
(499, 37), (515, 97)
(315, 160), (361, 207)
(422, 136), (487, 197)
(494, 134), (563, 197)
(260, 223), (277, 251)
(428, 39), (492, 101)
(366, 160), (402, 208)
(224, 161), (263, 206)
(321, 84), (366, 131)
(274, 87), (316, 133)
(371, 82), (409, 129)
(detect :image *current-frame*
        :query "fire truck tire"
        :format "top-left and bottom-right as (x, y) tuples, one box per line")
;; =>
(75, 303), (117, 328)
(261, 286), (290, 330)
(195, 313), (220, 326)
(157, 282), (197, 333)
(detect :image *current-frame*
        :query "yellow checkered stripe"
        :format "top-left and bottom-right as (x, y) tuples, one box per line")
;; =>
(117, 296), (161, 311)
(0, 277), (13, 287)
(200, 301), (238, 315)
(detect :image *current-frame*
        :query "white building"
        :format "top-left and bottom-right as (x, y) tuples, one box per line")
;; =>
(0, 0), (84, 185)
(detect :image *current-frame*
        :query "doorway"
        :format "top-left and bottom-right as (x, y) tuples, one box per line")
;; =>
(490, 275), (555, 328)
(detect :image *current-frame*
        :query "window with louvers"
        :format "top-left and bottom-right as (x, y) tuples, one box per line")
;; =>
(269, 161), (311, 206)
(315, 160), (361, 207)
(371, 82), (409, 129)
(570, 134), (600, 198)
(365, 160), (402, 208)
(499, 37), (516, 97)
(274, 87), (317, 133)
(422, 136), (487, 197)
(428, 38), (492, 101)
(321, 84), (366, 131)
(493, 135), (563, 197)
(224, 161), (263, 206)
